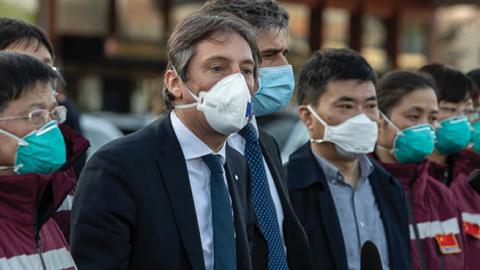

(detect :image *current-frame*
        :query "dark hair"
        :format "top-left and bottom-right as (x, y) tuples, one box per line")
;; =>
(0, 18), (54, 57)
(467, 68), (480, 106)
(297, 48), (377, 106)
(419, 63), (473, 103)
(163, 12), (261, 111)
(202, 0), (289, 33)
(377, 70), (437, 116)
(0, 52), (60, 112)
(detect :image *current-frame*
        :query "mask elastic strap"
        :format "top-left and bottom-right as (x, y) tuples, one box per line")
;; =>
(0, 129), (28, 146)
(379, 111), (401, 133)
(0, 164), (23, 173)
(375, 143), (394, 154)
(36, 121), (58, 135)
(378, 111), (402, 155)
(171, 66), (200, 109)
(306, 105), (328, 143)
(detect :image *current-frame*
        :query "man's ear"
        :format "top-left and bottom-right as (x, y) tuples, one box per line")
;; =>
(164, 70), (184, 101)
(298, 105), (314, 132)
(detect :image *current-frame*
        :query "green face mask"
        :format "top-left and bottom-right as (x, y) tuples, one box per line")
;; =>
(381, 113), (435, 163)
(472, 121), (480, 153)
(0, 121), (66, 174)
(435, 116), (472, 155)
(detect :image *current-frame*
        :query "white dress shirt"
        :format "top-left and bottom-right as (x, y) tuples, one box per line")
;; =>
(227, 117), (286, 248)
(170, 111), (229, 270)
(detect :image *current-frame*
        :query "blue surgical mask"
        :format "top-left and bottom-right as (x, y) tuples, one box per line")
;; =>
(0, 121), (66, 174)
(435, 116), (472, 155)
(252, 64), (295, 116)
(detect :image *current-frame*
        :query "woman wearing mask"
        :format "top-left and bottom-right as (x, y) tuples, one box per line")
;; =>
(374, 70), (467, 270)
(0, 52), (88, 269)
(420, 63), (480, 269)
(418, 64), (475, 183)
(462, 69), (480, 171)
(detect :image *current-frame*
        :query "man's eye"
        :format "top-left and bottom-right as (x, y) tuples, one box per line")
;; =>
(339, 104), (353, 109)
(210, 66), (225, 72)
(241, 68), (253, 75)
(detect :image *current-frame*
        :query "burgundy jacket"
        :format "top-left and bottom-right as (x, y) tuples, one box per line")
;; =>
(377, 159), (467, 270)
(53, 125), (89, 242)
(0, 125), (88, 269)
(429, 151), (480, 270)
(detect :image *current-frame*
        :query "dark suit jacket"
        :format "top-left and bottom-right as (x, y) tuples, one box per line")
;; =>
(287, 143), (411, 270)
(70, 114), (253, 270)
(249, 129), (313, 270)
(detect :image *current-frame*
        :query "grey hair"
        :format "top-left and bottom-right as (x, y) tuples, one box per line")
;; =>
(201, 0), (289, 34)
(162, 12), (261, 111)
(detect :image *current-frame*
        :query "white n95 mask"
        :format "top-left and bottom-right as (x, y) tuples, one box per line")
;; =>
(175, 72), (253, 135)
(307, 105), (378, 155)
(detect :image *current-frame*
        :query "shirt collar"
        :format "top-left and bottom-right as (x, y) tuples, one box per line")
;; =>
(170, 111), (226, 164)
(311, 148), (374, 185)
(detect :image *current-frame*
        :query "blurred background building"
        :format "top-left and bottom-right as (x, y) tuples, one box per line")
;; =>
(1, 0), (479, 114)
(1, 0), (480, 157)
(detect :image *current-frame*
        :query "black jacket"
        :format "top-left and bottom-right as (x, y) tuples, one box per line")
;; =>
(71, 114), (254, 270)
(287, 143), (411, 270)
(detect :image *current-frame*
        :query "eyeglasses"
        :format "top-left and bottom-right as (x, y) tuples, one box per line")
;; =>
(0, 106), (67, 127)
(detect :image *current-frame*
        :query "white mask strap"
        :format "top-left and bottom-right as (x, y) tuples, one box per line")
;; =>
(171, 66), (200, 109)
(0, 164), (23, 173)
(379, 111), (401, 133)
(0, 129), (28, 146)
(306, 105), (328, 143)
(375, 143), (394, 154)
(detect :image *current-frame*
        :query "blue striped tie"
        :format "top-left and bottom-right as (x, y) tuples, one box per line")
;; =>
(202, 154), (237, 270)
(239, 123), (288, 269)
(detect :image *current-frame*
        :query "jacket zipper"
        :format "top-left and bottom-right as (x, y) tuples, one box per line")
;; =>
(35, 232), (47, 270)
(35, 230), (47, 270)
(34, 187), (48, 270)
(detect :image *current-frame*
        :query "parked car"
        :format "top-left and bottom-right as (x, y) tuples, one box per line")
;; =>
(86, 111), (157, 134)
(80, 114), (124, 159)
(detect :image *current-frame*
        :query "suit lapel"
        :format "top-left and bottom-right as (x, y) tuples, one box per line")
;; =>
(224, 150), (251, 270)
(154, 114), (206, 270)
(259, 138), (290, 207)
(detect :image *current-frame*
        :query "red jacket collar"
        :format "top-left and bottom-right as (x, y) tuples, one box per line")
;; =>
(370, 154), (430, 207)
(0, 125), (88, 226)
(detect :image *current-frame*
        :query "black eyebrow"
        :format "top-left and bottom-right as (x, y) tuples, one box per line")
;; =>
(261, 48), (284, 55)
(365, 96), (377, 102)
(205, 56), (255, 67)
(408, 106), (425, 113)
(336, 96), (355, 102)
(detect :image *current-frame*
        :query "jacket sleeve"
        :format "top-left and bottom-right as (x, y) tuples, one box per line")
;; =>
(70, 148), (137, 270)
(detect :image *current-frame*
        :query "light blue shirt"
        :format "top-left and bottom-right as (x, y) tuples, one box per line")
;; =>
(171, 111), (229, 270)
(312, 150), (390, 270)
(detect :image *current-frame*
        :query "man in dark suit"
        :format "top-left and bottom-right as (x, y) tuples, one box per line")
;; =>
(202, 1), (312, 269)
(287, 49), (411, 270)
(70, 13), (261, 270)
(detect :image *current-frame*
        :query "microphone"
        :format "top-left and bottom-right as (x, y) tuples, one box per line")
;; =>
(468, 169), (480, 194)
(361, 240), (383, 270)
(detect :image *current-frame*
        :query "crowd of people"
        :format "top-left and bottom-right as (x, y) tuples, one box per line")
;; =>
(1, 0), (480, 270)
